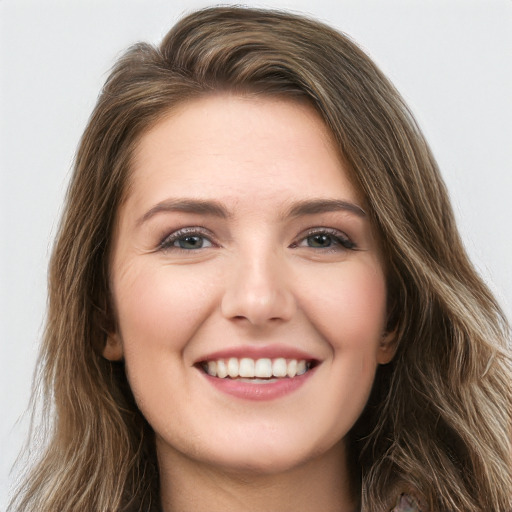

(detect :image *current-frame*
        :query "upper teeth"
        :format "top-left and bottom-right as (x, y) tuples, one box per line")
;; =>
(203, 358), (309, 379)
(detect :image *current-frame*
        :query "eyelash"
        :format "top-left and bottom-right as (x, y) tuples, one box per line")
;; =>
(157, 227), (357, 252)
(291, 228), (357, 252)
(158, 227), (216, 251)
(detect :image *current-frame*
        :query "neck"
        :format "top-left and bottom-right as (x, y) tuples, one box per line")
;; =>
(157, 439), (358, 512)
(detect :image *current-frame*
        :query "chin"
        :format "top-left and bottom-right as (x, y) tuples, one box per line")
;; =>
(200, 435), (344, 477)
(211, 452), (312, 476)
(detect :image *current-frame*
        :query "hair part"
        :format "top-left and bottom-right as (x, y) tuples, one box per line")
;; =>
(10, 7), (511, 512)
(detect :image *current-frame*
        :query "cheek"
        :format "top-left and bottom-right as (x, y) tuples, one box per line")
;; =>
(298, 260), (388, 352)
(110, 263), (221, 426)
(315, 265), (387, 437)
(112, 263), (219, 360)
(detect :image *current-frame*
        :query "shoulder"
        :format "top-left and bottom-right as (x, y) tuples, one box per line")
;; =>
(390, 493), (425, 512)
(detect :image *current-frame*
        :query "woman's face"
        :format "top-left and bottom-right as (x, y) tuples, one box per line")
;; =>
(106, 94), (395, 475)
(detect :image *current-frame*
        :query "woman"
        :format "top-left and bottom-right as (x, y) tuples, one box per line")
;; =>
(9, 7), (511, 512)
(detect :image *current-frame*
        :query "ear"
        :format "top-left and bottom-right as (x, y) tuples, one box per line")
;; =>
(102, 332), (124, 361)
(376, 328), (398, 365)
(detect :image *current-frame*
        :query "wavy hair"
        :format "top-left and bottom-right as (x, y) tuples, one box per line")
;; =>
(10, 7), (511, 512)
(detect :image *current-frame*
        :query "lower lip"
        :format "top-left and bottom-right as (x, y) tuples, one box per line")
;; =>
(201, 368), (316, 401)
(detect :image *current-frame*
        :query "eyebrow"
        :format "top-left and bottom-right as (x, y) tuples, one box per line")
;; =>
(285, 199), (367, 218)
(137, 198), (230, 226)
(137, 197), (366, 227)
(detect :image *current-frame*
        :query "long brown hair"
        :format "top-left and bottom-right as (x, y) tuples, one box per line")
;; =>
(10, 7), (511, 512)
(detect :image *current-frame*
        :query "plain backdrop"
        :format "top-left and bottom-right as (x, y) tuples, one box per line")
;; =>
(1, 0), (511, 508)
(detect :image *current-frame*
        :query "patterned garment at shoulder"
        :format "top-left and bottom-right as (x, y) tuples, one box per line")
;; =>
(390, 493), (424, 512)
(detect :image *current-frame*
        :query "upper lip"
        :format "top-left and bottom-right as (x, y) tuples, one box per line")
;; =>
(195, 344), (319, 364)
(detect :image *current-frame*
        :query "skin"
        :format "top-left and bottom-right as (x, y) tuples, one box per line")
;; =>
(104, 94), (396, 512)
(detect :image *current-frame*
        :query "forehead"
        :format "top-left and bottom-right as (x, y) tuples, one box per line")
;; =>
(124, 94), (363, 212)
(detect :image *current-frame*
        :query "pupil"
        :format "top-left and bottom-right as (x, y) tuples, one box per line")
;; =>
(179, 236), (203, 249)
(309, 234), (331, 247)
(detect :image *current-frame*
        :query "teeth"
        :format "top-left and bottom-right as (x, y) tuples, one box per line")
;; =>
(254, 358), (272, 378)
(206, 360), (217, 376)
(287, 359), (297, 378)
(297, 360), (307, 376)
(227, 357), (239, 378)
(217, 360), (228, 378)
(272, 358), (287, 377)
(202, 357), (312, 379)
(239, 358), (255, 377)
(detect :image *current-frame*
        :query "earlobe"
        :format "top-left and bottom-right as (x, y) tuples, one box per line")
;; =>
(377, 329), (398, 365)
(102, 333), (124, 361)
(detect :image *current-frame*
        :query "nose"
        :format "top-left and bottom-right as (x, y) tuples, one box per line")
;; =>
(221, 249), (297, 326)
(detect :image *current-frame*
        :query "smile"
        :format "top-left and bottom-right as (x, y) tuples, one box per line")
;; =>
(201, 357), (312, 379)
(196, 347), (320, 400)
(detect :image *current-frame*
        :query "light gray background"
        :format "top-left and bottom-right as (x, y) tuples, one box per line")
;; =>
(1, 0), (511, 508)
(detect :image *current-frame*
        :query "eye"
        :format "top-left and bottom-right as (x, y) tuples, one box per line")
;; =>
(293, 228), (356, 251)
(159, 228), (214, 251)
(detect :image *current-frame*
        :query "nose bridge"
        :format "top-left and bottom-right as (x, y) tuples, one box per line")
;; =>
(221, 241), (295, 325)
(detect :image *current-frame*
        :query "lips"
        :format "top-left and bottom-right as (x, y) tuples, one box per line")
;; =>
(195, 346), (319, 400)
